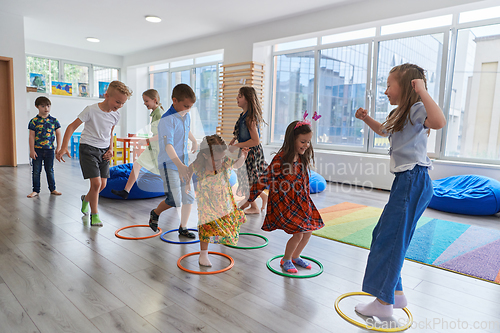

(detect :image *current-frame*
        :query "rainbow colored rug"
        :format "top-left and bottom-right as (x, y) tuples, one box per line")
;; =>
(314, 202), (500, 284)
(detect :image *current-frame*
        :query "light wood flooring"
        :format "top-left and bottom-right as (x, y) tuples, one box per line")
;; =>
(0, 159), (499, 333)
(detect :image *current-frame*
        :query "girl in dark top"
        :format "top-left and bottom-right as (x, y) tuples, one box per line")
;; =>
(229, 86), (268, 214)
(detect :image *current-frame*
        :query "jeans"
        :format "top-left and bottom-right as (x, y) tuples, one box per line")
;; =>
(362, 165), (433, 304)
(32, 148), (56, 193)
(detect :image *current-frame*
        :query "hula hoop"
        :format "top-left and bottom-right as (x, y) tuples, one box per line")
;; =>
(115, 225), (163, 240)
(160, 228), (200, 244)
(225, 232), (268, 249)
(334, 292), (413, 332)
(177, 251), (234, 275)
(266, 255), (323, 278)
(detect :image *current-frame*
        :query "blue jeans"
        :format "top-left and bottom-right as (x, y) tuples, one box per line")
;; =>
(31, 148), (56, 193)
(362, 165), (433, 304)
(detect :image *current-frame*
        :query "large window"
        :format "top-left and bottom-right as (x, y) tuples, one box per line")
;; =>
(446, 24), (500, 161)
(374, 33), (443, 151)
(149, 55), (223, 139)
(270, 7), (500, 165)
(271, 51), (315, 143)
(317, 44), (368, 147)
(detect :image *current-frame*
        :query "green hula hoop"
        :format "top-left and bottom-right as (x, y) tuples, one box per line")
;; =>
(225, 232), (269, 249)
(266, 254), (323, 278)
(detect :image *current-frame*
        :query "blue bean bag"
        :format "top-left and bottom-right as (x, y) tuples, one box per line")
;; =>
(101, 163), (165, 200)
(309, 170), (327, 194)
(429, 175), (500, 215)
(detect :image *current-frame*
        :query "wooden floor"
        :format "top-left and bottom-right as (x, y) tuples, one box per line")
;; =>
(0, 159), (499, 333)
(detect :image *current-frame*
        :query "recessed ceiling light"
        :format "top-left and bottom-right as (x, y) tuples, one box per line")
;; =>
(145, 15), (161, 23)
(86, 37), (100, 43)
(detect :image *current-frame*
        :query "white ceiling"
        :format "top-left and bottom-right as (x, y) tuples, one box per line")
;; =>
(2, 0), (355, 56)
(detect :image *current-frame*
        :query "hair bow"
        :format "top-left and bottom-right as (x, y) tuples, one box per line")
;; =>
(294, 110), (321, 129)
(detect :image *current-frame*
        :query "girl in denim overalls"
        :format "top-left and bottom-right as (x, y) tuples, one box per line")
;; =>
(229, 86), (268, 214)
(354, 63), (446, 317)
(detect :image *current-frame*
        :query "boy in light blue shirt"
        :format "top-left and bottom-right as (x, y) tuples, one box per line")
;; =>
(149, 84), (198, 237)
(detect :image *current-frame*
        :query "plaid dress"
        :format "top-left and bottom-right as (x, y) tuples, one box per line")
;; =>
(233, 113), (268, 197)
(248, 152), (324, 234)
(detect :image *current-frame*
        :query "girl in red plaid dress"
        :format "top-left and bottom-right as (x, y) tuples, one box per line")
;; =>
(247, 120), (324, 273)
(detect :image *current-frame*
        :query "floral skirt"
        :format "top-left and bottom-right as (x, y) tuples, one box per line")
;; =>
(198, 208), (246, 245)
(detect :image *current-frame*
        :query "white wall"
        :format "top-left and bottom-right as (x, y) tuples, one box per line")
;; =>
(0, 12), (28, 165)
(25, 40), (123, 68)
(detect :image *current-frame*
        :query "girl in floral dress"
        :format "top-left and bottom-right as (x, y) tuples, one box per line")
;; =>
(229, 86), (268, 214)
(188, 134), (249, 266)
(246, 120), (324, 273)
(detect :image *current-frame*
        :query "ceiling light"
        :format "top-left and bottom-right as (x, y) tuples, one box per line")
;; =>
(86, 37), (100, 43)
(145, 15), (161, 23)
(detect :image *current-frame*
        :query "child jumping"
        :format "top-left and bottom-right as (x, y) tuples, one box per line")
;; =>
(246, 119), (324, 273)
(111, 89), (164, 199)
(354, 63), (446, 317)
(56, 81), (133, 226)
(27, 96), (62, 198)
(148, 84), (198, 238)
(188, 134), (248, 266)
(229, 86), (268, 214)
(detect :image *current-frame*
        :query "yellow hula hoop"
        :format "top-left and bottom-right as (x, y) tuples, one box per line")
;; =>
(334, 292), (413, 332)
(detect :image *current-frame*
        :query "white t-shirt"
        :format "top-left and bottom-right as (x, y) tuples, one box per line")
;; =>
(78, 103), (120, 149)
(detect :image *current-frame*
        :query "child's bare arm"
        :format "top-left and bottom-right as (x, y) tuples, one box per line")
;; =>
(103, 126), (115, 161)
(188, 131), (198, 153)
(355, 108), (387, 137)
(55, 128), (62, 153)
(233, 121), (260, 148)
(29, 130), (37, 159)
(412, 79), (446, 130)
(233, 147), (249, 169)
(57, 118), (82, 162)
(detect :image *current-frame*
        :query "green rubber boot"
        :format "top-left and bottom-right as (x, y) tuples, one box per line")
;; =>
(81, 195), (89, 214)
(90, 214), (103, 227)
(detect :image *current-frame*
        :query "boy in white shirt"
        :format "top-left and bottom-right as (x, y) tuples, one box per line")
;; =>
(56, 81), (133, 226)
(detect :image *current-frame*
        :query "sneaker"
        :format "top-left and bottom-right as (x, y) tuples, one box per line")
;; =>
(81, 195), (89, 214)
(292, 257), (312, 269)
(149, 209), (159, 232)
(178, 227), (195, 238)
(280, 259), (298, 273)
(111, 189), (129, 199)
(90, 214), (103, 227)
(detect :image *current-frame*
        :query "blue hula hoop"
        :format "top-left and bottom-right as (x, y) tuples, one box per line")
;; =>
(160, 228), (200, 244)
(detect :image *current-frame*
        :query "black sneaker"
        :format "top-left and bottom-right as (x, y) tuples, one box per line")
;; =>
(178, 227), (195, 239)
(111, 189), (129, 199)
(149, 209), (159, 232)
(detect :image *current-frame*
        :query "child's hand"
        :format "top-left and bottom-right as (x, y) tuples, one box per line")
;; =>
(56, 148), (70, 162)
(240, 147), (250, 159)
(228, 144), (238, 154)
(178, 164), (190, 183)
(229, 138), (236, 146)
(355, 108), (368, 120)
(103, 149), (113, 161)
(411, 79), (426, 95)
(30, 150), (37, 159)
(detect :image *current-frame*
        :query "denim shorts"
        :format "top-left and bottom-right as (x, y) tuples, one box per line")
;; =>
(161, 164), (195, 207)
(79, 144), (110, 179)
